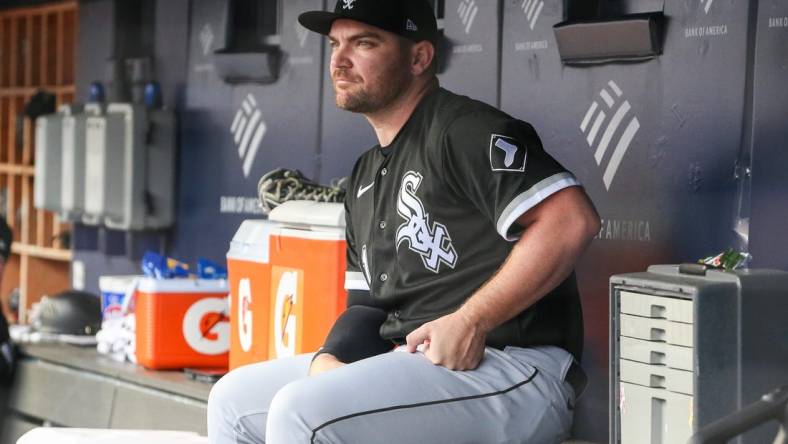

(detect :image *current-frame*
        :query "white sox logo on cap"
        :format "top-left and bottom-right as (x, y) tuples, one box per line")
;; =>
(298, 0), (438, 44)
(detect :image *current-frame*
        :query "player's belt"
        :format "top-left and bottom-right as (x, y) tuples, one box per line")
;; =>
(564, 361), (587, 400)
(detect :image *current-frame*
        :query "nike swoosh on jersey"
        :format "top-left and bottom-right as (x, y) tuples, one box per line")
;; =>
(357, 181), (375, 198)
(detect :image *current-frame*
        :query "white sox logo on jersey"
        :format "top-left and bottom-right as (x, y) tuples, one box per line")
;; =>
(396, 171), (458, 273)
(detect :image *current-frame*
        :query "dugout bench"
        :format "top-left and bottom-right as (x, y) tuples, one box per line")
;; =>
(1, 343), (597, 444)
(2, 343), (209, 443)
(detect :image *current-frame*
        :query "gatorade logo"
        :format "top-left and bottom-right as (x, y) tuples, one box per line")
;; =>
(273, 271), (299, 357)
(238, 278), (253, 352)
(182, 297), (230, 355)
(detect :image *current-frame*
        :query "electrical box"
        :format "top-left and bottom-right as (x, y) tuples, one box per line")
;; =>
(103, 103), (147, 230)
(34, 113), (64, 212)
(610, 265), (788, 444)
(142, 108), (176, 230)
(82, 103), (175, 230)
(60, 103), (98, 221)
(83, 109), (125, 226)
(102, 103), (175, 230)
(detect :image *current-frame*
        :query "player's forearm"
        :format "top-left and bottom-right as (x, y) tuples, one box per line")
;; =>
(458, 235), (580, 333)
(308, 305), (393, 377)
(457, 188), (599, 332)
(309, 353), (346, 376)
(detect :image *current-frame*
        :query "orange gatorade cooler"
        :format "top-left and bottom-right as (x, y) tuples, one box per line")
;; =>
(226, 220), (280, 370)
(266, 201), (347, 359)
(135, 277), (230, 370)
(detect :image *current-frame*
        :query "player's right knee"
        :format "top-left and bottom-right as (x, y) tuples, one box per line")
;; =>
(266, 380), (314, 441)
(208, 366), (252, 420)
(207, 371), (242, 442)
(207, 371), (232, 418)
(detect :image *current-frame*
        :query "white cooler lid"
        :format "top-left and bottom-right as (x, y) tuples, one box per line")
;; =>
(98, 275), (142, 293)
(268, 201), (345, 231)
(227, 219), (279, 263)
(137, 278), (229, 294)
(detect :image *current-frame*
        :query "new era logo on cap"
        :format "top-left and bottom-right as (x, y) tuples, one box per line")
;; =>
(489, 134), (527, 172)
(406, 19), (418, 31)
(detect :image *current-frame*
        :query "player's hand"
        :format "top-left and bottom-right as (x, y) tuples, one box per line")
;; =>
(308, 353), (346, 376)
(404, 311), (487, 370)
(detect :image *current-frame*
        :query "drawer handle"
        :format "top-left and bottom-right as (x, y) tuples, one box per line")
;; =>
(650, 351), (666, 365)
(650, 304), (666, 318)
(650, 328), (666, 341)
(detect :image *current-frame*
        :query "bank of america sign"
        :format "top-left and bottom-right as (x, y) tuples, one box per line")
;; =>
(580, 81), (640, 190)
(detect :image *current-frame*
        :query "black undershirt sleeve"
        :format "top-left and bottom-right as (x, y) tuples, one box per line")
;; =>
(312, 305), (394, 364)
(346, 289), (375, 308)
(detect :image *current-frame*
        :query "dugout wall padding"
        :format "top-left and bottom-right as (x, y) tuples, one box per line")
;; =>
(749, 1), (788, 271)
(438, 0), (502, 106)
(501, 0), (751, 440)
(172, 0), (326, 263)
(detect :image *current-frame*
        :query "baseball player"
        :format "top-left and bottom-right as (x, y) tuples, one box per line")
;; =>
(208, 1), (600, 443)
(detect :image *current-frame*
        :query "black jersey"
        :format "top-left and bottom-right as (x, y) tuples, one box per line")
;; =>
(343, 87), (585, 360)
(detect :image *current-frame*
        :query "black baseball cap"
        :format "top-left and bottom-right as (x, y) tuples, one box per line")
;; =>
(298, 0), (438, 44)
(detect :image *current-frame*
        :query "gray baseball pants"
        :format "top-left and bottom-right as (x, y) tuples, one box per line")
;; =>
(207, 345), (577, 443)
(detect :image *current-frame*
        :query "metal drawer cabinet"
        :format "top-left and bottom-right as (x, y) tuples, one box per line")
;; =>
(610, 265), (788, 444)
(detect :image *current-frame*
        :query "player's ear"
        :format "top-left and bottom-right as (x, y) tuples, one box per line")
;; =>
(410, 40), (435, 76)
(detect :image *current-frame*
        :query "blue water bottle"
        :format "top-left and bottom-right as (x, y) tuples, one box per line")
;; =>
(144, 82), (162, 109)
(88, 81), (105, 103)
